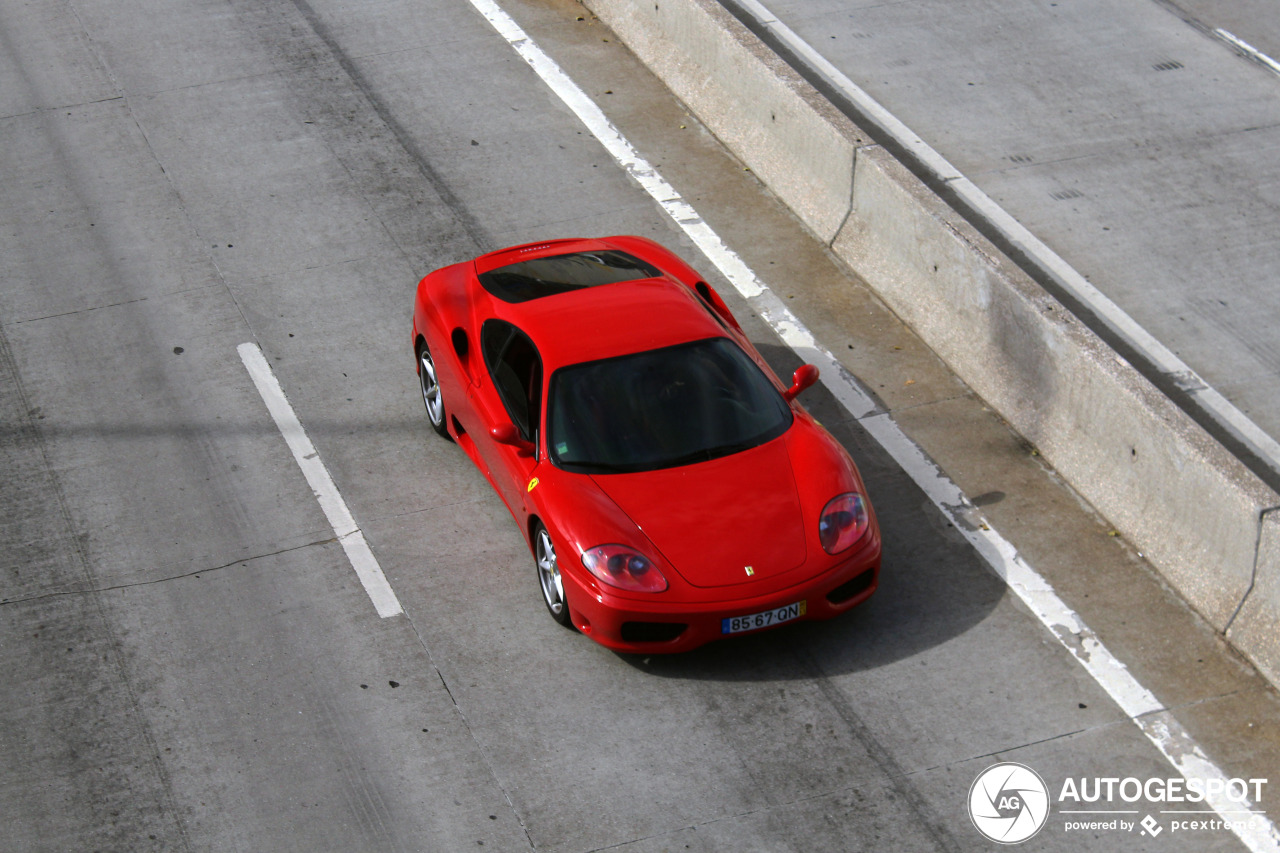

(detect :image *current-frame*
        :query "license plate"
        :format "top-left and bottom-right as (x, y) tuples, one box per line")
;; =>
(721, 600), (806, 635)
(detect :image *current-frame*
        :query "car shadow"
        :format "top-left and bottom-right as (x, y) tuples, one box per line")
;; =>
(616, 343), (1007, 681)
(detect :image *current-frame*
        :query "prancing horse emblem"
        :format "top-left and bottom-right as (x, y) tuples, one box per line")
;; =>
(744, 565), (755, 577)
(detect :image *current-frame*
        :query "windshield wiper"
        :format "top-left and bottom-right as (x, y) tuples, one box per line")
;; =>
(664, 441), (757, 468)
(574, 460), (637, 474)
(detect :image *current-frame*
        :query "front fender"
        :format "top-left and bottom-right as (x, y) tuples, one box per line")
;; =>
(529, 467), (684, 599)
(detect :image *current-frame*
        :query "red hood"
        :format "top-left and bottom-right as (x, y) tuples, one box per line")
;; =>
(590, 440), (808, 588)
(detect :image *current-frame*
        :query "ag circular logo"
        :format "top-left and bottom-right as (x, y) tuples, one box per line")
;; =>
(968, 762), (1050, 844)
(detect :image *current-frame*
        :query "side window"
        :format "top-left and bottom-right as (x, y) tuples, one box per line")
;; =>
(481, 320), (543, 443)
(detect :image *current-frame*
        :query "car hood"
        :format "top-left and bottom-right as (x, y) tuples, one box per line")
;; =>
(590, 439), (808, 588)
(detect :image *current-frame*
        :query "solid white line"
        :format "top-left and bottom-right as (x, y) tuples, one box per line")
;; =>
(1216, 29), (1280, 77)
(466, 3), (1280, 850)
(238, 342), (403, 618)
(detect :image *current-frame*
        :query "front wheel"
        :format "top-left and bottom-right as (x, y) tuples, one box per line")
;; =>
(534, 522), (572, 628)
(417, 340), (451, 441)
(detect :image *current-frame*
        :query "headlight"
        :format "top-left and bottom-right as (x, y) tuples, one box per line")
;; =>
(581, 544), (668, 592)
(819, 493), (869, 554)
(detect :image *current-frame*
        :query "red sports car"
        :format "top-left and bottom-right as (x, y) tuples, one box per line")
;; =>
(412, 236), (880, 653)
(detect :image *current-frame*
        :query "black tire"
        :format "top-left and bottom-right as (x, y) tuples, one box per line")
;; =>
(533, 522), (573, 628)
(416, 340), (452, 441)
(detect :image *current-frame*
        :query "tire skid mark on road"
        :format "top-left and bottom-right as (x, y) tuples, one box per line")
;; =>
(282, 0), (496, 255)
(311, 691), (407, 852)
(464, 2), (1280, 850)
(795, 649), (964, 853)
(0, 323), (194, 850)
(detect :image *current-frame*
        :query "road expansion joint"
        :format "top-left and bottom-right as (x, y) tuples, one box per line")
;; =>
(399, 611), (539, 851)
(0, 537), (339, 607)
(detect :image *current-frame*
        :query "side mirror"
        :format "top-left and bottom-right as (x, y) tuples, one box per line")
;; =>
(783, 364), (819, 402)
(491, 423), (535, 456)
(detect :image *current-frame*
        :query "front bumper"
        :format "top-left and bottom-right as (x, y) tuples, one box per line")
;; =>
(562, 533), (881, 653)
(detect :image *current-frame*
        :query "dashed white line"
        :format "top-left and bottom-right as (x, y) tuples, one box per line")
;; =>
(464, 2), (1280, 850)
(238, 341), (403, 619)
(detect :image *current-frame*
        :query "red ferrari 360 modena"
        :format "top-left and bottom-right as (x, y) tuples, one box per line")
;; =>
(412, 235), (880, 653)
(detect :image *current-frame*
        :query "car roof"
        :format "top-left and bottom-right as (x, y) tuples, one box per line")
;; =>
(471, 238), (732, 369)
(484, 274), (728, 370)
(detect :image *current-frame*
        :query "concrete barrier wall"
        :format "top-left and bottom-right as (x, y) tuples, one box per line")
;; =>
(583, 0), (1280, 685)
(836, 147), (1277, 633)
(585, 0), (862, 243)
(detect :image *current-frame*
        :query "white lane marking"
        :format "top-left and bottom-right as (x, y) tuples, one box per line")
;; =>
(733, 0), (1280, 484)
(467, 3), (1280, 850)
(238, 342), (403, 618)
(1216, 29), (1280, 76)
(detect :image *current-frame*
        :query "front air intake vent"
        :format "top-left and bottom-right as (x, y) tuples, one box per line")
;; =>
(620, 622), (687, 643)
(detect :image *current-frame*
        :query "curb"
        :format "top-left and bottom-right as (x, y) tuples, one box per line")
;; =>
(581, 0), (1280, 687)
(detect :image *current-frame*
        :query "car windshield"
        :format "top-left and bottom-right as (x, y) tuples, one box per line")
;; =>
(548, 337), (793, 474)
(478, 250), (662, 303)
